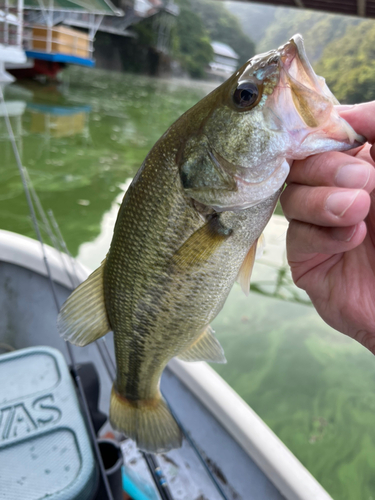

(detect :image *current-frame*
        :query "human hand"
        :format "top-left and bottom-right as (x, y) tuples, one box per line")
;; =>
(280, 101), (375, 353)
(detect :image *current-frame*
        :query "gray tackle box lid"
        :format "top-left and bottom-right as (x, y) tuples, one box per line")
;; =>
(0, 346), (97, 500)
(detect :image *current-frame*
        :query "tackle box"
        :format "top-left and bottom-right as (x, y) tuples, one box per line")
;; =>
(0, 346), (97, 500)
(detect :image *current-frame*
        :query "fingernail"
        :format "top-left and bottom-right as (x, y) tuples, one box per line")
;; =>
(336, 105), (354, 112)
(326, 190), (360, 217)
(335, 164), (370, 189)
(331, 225), (357, 242)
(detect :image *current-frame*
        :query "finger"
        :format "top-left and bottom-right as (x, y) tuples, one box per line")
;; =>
(286, 220), (367, 260)
(281, 185), (371, 227)
(338, 102), (375, 144)
(287, 151), (375, 191)
(344, 142), (375, 168)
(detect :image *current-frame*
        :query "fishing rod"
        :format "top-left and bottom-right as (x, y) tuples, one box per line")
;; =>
(166, 400), (229, 500)
(143, 452), (174, 500)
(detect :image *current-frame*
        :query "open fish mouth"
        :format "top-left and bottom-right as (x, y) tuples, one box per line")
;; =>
(278, 34), (338, 105)
(264, 34), (365, 151)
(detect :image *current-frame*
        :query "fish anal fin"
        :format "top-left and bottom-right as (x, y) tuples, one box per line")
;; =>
(57, 259), (111, 346)
(237, 241), (258, 297)
(110, 387), (182, 454)
(178, 325), (226, 364)
(173, 217), (231, 269)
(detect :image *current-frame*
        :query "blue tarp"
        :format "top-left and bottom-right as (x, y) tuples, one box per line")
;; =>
(25, 51), (95, 67)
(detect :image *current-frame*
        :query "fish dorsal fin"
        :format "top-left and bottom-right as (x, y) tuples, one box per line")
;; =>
(177, 325), (226, 364)
(57, 259), (111, 346)
(237, 240), (258, 297)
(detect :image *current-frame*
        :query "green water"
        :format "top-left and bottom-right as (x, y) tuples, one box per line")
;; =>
(1, 67), (375, 500)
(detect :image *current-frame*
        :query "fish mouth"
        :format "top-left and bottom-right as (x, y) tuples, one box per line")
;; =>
(269, 34), (365, 149)
(277, 34), (335, 102)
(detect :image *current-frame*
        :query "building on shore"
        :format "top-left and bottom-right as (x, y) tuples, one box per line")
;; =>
(207, 41), (239, 80)
(0, 0), (26, 82)
(2, 0), (179, 79)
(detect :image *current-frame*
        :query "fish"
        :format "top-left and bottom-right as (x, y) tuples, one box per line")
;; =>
(58, 34), (363, 454)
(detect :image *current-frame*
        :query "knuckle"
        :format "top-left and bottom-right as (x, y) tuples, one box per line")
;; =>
(303, 152), (334, 182)
(353, 330), (375, 355)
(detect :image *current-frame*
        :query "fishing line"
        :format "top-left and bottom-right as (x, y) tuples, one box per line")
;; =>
(47, 208), (84, 289)
(26, 170), (78, 290)
(100, 335), (117, 375)
(43, 211), (119, 383)
(0, 87), (115, 500)
(95, 340), (116, 381)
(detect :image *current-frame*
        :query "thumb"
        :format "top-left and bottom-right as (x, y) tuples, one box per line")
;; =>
(338, 101), (375, 145)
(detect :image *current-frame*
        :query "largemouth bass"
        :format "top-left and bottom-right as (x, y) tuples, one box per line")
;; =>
(58, 35), (363, 453)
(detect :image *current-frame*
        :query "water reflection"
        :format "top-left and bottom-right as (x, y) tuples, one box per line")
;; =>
(0, 69), (212, 255)
(77, 179), (132, 270)
(27, 103), (91, 138)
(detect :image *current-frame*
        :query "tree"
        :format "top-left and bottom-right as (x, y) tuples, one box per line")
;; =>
(258, 8), (361, 64)
(173, 1), (213, 78)
(190, 0), (255, 66)
(315, 20), (375, 104)
(225, 2), (276, 46)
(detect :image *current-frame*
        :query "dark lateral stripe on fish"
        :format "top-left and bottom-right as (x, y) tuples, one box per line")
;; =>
(123, 276), (173, 399)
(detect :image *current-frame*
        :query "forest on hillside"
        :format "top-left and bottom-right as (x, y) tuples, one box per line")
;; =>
(227, 2), (375, 104)
(107, 0), (375, 104)
(110, 0), (255, 78)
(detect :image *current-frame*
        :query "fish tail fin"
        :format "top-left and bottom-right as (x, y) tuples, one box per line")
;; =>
(110, 386), (182, 454)
(57, 259), (111, 346)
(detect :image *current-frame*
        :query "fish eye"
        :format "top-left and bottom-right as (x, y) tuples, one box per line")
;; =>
(233, 82), (260, 109)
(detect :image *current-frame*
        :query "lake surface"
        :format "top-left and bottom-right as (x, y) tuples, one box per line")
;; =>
(1, 67), (375, 500)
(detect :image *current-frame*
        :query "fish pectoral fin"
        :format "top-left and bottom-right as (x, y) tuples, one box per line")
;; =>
(177, 325), (226, 364)
(110, 387), (182, 454)
(237, 240), (258, 297)
(57, 259), (111, 346)
(173, 215), (232, 269)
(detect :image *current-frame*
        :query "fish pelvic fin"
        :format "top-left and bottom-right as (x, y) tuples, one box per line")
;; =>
(177, 325), (226, 364)
(57, 259), (111, 346)
(110, 387), (182, 454)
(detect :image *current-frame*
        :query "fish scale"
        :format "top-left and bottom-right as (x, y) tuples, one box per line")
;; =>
(58, 34), (364, 453)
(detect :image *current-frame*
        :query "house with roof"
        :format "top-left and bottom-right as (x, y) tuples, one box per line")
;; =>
(208, 41), (239, 79)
